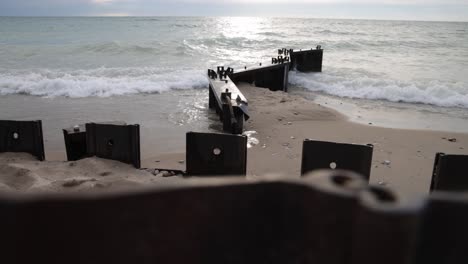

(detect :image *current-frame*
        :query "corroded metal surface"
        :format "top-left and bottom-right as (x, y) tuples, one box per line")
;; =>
(86, 122), (141, 168)
(0, 120), (45, 161)
(229, 63), (290, 92)
(186, 132), (247, 176)
(208, 68), (249, 134)
(431, 153), (468, 192)
(301, 139), (374, 181)
(1, 170), (467, 263)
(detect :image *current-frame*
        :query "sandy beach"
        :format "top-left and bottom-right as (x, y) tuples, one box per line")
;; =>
(1, 83), (467, 197)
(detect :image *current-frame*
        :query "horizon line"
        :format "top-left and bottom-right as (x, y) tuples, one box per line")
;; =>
(0, 15), (467, 23)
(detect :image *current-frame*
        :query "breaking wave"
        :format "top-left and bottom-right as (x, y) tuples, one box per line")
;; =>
(289, 70), (468, 109)
(0, 68), (208, 98)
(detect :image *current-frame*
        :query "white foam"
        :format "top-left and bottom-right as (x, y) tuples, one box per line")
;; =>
(0, 67), (208, 98)
(243, 131), (259, 148)
(289, 70), (468, 109)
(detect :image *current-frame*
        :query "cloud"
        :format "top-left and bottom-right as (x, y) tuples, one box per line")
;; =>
(93, 0), (114, 4)
(0, 0), (467, 21)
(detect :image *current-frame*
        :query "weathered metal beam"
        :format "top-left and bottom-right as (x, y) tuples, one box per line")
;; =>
(301, 139), (374, 181)
(208, 68), (249, 134)
(86, 122), (141, 168)
(229, 62), (290, 92)
(2, 170), (468, 264)
(350, 186), (422, 264)
(186, 132), (247, 176)
(415, 192), (468, 263)
(63, 124), (87, 161)
(290, 46), (323, 72)
(430, 153), (468, 192)
(0, 120), (45, 161)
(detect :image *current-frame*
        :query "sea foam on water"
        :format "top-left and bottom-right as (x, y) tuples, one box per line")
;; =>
(0, 16), (467, 110)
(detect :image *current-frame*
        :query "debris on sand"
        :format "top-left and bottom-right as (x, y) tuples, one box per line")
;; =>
(62, 178), (97, 188)
(243, 131), (260, 148)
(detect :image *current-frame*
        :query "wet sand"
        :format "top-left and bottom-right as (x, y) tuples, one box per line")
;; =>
(237, 83), (468, 197)
(1, 84), (467, 197)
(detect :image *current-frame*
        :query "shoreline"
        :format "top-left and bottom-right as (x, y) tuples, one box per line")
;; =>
(290, 86), (468, 133)
(1, 85), (467, 197)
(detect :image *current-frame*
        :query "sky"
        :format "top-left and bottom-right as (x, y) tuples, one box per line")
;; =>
(0, 0), (467, 22)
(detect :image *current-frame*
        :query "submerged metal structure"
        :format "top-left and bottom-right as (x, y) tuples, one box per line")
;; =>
(290, 46), (324, 72)
(207, 47), (323, 133)
(229, 62), (290, 92)
(208, 67), (249, 134)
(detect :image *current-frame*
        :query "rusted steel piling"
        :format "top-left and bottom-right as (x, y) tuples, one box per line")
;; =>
(0, 120), (45, 161)
(208, 67), (249, 134)
(229, 62), (290, 92)
(2, 170), (468, 264)
(290, 46), (324, 72)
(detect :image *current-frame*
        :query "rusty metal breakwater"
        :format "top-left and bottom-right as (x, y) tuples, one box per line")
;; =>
(1, 170), (467, 264)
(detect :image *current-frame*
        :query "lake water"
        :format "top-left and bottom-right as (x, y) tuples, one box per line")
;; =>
(1, 16), (467, 132)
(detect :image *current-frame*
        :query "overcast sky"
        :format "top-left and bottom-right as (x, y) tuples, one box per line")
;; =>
(1, 0), (467, 21)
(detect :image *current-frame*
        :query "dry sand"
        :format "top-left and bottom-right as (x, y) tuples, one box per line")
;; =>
(1, 83), (467, 197)
(0, 153), (184, 194)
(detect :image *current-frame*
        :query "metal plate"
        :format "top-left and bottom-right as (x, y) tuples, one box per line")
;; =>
(86, 123), (140, 168)
(62, 125), (87, 161)
(351, 186), (421, 264)
(430, 153), (468, 192)
(186, 132), (247, 176)
(229, 63), (290, 92)
(0, 120), (45, 161)
(415, 194), (468, 263)
(290, 49), (323, 72)
(301, 139), (374, 181)
(3, 171), (468, 264)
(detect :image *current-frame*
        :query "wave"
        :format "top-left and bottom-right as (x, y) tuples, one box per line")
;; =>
(0, 68), (208, 98)
(315, 29), (366, 36)
(74, 42), (163, 55)
(289, 70), (468, 109)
